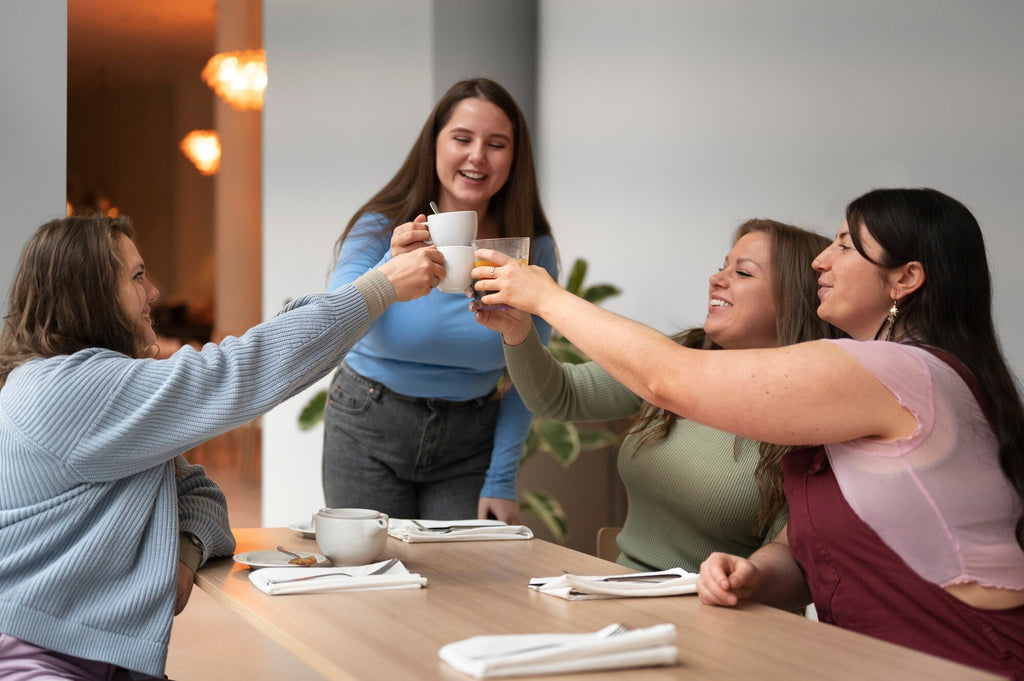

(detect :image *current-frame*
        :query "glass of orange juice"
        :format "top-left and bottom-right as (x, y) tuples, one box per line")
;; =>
(471, 237), (530, 310)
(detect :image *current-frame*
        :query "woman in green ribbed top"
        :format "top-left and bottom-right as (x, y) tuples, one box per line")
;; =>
(475, 219), (841, 571)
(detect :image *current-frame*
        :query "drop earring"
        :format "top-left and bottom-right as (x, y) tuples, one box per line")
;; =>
(882, 299), (899, 342)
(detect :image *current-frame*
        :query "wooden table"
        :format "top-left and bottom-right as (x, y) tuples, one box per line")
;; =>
(195, 528), (1004, 681)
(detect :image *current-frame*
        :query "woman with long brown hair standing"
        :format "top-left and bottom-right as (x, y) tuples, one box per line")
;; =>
(322, 78), (558, 523)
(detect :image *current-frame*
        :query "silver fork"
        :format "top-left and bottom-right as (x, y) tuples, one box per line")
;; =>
(411, 520), (497, 533)
(468, 623), (630, 660)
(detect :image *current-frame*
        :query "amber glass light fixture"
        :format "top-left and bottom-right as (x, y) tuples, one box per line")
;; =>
(201, 49), (267, 111)
(180, 130), (222, 175)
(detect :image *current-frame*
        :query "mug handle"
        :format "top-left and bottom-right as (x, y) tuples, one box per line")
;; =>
(376, 513), (389, 529)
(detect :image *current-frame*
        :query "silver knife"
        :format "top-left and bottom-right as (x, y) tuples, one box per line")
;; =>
(265, 558), (399, 585)
(597, 571), (681, 583)
(411, 520), (505, 532)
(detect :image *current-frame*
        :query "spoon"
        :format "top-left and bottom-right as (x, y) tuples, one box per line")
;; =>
(276, 545), (303, 559)
(429, 201), (440, 214)
(276, 545), (316, 565)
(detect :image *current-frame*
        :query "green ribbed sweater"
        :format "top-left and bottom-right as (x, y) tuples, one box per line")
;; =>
(505, 329), (785, 572)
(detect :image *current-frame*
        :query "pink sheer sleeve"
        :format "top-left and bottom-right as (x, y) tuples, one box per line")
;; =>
(823, 339), (1024, 590)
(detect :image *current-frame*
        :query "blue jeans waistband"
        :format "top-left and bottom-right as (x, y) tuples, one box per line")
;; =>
(338, 362), (497, 408)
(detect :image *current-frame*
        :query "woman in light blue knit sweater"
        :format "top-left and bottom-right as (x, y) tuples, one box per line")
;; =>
(0, 214), (443, 679)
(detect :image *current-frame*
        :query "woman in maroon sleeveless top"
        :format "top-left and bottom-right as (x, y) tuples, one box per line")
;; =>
(472, 188), (1024, 679)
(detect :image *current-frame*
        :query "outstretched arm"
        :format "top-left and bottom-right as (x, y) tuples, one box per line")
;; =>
(472, 252), (915, 447)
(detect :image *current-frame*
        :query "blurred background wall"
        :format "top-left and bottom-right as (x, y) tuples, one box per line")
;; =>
(0, 2), (66, 304)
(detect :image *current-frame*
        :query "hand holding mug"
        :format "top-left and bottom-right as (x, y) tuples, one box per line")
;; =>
(380, 247), (446, 301)
(390, 214), (432, 256)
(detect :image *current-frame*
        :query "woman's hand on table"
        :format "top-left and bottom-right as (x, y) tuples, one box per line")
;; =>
(390, 215), (432, 256)
(696, 552), (760, 606)
(479, 497), (521, 525)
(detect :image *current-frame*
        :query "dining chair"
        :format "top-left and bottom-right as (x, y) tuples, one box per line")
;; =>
(596, 526), (622, 561)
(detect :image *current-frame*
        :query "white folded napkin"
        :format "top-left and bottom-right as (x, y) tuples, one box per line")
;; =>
(528, 568), (698, 600)
(438, 623), (678, 678)
(388, 519), (533, 543)
(248, 559), (427, 595)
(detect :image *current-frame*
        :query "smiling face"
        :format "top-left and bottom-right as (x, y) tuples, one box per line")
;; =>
(434, 97), (514, 215)
(115, 233), (160, 349)
(811, 222), (894, 340)
(703, 231), (778, 350)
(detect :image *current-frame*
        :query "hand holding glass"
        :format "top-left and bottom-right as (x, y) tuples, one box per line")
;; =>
(472, 237), (530, 310)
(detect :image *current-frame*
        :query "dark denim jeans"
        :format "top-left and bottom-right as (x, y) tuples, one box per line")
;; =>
(322, 363), (499, 519)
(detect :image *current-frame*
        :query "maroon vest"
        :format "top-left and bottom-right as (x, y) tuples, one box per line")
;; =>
(783, 351), (1024, 680)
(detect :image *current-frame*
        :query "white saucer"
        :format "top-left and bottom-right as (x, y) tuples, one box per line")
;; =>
(288, 521), (316, 539)
(233, 550), (329, 570)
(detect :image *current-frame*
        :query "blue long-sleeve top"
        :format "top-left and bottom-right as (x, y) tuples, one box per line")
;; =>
(329, 212), (557, 500)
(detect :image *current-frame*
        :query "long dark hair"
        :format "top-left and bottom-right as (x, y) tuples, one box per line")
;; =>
(333, 77), (552, 266)
(622, 219), (842, 533)
(847, 187), (1024, 548)
(0, 214), (144, 387)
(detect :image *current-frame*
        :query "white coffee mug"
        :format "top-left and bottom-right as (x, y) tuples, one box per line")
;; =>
(316, 506), (381, 518)
(426, 210), (477, 246)
(436, 245), (474, 293)
(313, 508), (389, 566)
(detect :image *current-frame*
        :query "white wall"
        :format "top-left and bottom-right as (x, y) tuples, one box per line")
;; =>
(0, 1), (67, 306)
(538, 0), (1024, 368)
(262, 1), (434, 523)
(262, 0), (1024, 525)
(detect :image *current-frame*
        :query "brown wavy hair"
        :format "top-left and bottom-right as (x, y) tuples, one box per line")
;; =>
(0, 214), (145, 387)
(621, 219), (843, 534)
(332, 78), (552, 265)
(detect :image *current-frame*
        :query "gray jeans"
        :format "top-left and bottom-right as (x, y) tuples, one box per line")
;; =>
(322, 363), (499, 519)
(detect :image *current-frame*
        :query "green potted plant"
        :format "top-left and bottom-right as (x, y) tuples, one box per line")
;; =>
(297, 258), (621, 544)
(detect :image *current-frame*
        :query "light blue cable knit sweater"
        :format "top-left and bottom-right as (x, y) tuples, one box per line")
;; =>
(0, 272), (393, 676)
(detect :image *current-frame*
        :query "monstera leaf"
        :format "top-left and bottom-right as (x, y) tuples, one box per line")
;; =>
(519, 489), (569, 544)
